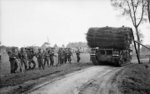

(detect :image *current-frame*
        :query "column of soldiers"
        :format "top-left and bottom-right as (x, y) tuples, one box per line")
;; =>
(57, 48), (72, 65)
(7, 47), (80, 74)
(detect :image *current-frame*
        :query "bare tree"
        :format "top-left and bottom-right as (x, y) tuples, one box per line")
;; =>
(111, 0), (147, 59)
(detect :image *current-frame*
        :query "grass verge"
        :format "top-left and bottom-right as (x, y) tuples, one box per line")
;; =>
(117, 64), (150, 94)
(0, 62), (93, 94)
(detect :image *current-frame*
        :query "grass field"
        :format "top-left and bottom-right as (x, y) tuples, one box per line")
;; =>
(0, 53), (91, 76)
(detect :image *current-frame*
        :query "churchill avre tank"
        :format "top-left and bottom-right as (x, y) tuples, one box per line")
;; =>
(86, 26), (133, 66)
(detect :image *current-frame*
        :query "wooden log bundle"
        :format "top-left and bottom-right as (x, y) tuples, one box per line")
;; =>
(86, 26), (133, 50)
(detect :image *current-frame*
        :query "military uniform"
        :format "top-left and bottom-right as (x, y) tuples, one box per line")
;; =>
(19, 48), (28, 71)
(8, 51), (18, 73)
(57, 49), (61, 65)
(64, 49), (67, 64)
(44, 50), (50, 67)
(61, 49), (66, 64)
(49, 49), (55, 66)
(27, 49), (36, 70)
(36, 49), (44, 70)
(76, 50), (80, 63)
(57, 48), (65, 65)
(66, 48), (72, 64)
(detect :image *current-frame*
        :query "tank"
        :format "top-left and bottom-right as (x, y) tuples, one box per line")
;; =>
(87, 26), (133, 66)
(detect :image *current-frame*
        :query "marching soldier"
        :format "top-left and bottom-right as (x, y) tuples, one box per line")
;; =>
(19, 48), (28, 71)
(7, 48), (18, 73)
(57, 48), (61, 66)
(57, 48), (65, 65)
(44, 49), (50, 67)
(64, 48), (67, 64)
(36, 49), (44, 70)
(57, 48), (63, 65)
(66, 48), (72, 64)
(49, 48), (55, 66)
(27, 48), (36, 70)
(61, 48), (66, 64)
(76, 49), (81, 63)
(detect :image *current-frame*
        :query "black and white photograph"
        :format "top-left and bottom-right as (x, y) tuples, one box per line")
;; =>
(0, 0), (150, 94)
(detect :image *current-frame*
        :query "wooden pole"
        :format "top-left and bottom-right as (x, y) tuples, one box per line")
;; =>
(134, 40), (150, 64)
(131, 31), (141, 64)
(134, 40), (150, 50)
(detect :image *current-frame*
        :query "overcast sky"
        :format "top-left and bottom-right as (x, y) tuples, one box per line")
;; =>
(1, 0), (150, 47)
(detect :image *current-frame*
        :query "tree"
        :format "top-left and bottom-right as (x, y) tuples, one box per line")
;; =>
(146, 0), (150, 23)
(111, 0), (147, 60)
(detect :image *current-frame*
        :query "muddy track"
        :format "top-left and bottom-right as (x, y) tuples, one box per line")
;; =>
(79, 67), (122, 94)
(27, 66), (122, 94)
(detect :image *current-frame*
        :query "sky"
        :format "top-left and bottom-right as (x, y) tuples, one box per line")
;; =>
(1, 0), (150, 47)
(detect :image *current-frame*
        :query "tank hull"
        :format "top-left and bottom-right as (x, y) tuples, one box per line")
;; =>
(87, 26), (133, 66)
(90, 48), (131, 66)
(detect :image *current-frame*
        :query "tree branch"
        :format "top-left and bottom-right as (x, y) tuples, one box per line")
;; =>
(134, 0), (140, 14)
(126, 0), (136, 26)
(147, 0), (150, 23)
(131, 0), (137, 26)
(137, 0), (145, 27)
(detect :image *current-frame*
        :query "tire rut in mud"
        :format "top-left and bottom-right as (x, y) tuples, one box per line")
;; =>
(78, 68), (122, 94)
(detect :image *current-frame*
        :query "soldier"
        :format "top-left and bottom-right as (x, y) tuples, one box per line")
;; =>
(36, 49), (44, 70)
(66, 48), (72, 64)
(57, 48), (64, 65)
(64, 48), (68, 64)
(13, 48), (21, 72)
(57, 48), (62, 65)
(76, 49), (81, 63)
(17, 49), (22, 72)
(57, 48), (60, 66)
(27, 48), (36, 70)
(61, 48), (66, 64)
(44, 49), (50, 67)
(7, 49), (18, 73)
(49, 48), (55, 66)
(19, 48), (28, 71)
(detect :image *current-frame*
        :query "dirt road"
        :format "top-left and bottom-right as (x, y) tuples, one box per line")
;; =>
(27, 66), (122, 94)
